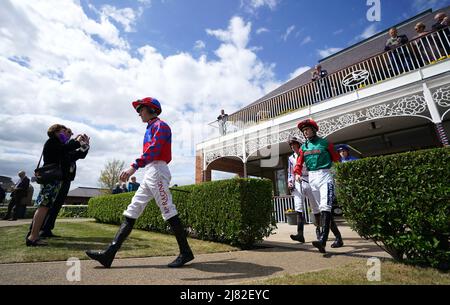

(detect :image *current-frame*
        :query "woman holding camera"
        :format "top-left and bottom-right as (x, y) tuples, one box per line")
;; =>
(26, 124), (84, 246)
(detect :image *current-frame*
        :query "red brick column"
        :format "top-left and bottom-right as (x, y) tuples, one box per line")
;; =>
(195, 150), (210, 184)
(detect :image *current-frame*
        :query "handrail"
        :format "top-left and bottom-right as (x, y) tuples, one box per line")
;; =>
(221, 27), (450, 132)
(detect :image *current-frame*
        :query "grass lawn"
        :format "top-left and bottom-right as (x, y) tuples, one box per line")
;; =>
(251, 259), (450, 285)
(0, 220), (239, 264)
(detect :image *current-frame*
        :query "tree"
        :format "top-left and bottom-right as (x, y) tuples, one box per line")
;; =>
(98, 159), (125, 192)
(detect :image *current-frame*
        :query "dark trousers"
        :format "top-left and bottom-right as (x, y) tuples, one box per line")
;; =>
(40, 180), (71, 233)
(3, 196), (23, 219)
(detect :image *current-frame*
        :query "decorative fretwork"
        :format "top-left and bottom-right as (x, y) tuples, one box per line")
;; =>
(318, 95), (430, 137)
(205, 143), (243, 166)
(203, 94), (436, 169)
(433, 85), (450, 108)
(246, 129), (304, 157)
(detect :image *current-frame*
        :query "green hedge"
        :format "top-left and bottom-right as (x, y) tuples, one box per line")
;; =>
(0, 205), (89, 219)
(88, 178), (276, 247)
(58, 205), (89, 218)
(335, 148), (450, 269)
(0, 206), (37, 219)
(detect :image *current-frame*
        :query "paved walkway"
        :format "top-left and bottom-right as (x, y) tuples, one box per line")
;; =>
(0, 218), (390, 285)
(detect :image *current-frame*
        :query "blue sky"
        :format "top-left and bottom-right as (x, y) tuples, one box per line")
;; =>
(82, 0), (450, 80)
(1, 0), (450, 190)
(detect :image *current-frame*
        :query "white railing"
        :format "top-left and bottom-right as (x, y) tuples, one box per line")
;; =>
(273, 195), (313, 224)
(223, 27), (450, 132)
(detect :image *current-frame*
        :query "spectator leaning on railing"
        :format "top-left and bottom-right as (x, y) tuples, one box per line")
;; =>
(432, 12), (450, 55)
(311, 65), (330, 102)
(412, 22), (432, 65)
(385, 27), (411, 74)
(432, 12), (449, 31)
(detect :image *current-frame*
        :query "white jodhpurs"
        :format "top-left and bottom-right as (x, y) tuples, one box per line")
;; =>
(291, 181), (304, 213)
(123, 161), (178, 221)
(308, 169), (335, 213)
(291, 180), (320, 214)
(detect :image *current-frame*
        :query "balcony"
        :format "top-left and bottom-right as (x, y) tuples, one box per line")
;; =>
(218, 28), (450, 134)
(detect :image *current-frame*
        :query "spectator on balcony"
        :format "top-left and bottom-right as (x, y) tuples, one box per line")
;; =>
(432, 13), (450, 57)
(385, 27), (411, 74)
(432, 12), (449, 31)
(413, 22), (430, 39)
(311, 65), (330, 102)
(217, 109), (229, 136)
(412, 23), (431, 66)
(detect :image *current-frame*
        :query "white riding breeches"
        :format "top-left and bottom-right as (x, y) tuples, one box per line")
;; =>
(123, 161), (178, 221)
(291, 180), (320, 214)
(308, 169), (334, 213)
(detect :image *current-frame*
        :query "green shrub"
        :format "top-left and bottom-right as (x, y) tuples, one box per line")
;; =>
(58, 205), (89, 218)
(0, 206), (37, 219)
(335, 148), (450, 269)
(88, 178), (276, 247)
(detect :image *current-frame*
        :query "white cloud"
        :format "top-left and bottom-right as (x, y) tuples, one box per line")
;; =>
(301, 36), (312, 45)
(206, 16), (252, 49)
(194, 40), (206, 50)
(0, 1), (280, 188)
(317, 47), (343, 58)
(99, 5), (140, 33)
(333, 29), (344, 35)
(138, 0), (152, 5)
(288, 66), (311, 81)
(242, 0), (279, 10)
(256, 27), (269, 34)
(354, 24), (379, 41)
(412, 0), (450, 12)
(282, 25), (295, 42)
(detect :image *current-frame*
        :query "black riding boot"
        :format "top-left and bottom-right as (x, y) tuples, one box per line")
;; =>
(330, 217), (344, 248)
(312, 211), (332, 253)
(314, 213), (321, 240)
(290, 212), (305, 243)
(167, 215), (194, 268)
(85, 217), (135, 268)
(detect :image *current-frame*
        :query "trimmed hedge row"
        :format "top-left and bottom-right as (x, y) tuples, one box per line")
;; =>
(88, 178), (276, 247)
(58, 205), (89, 218)
(0, 205), (89, 219)
(335, 147), (450, 269)
(0, 206), (37, 219)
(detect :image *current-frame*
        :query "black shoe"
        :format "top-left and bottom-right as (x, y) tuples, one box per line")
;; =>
(290, 234), (305, 243)
(26, 238), (48, 247)
(313, 212), (332, 253)
(331, 238), (344, 248)
(85, 217), (135, 268)
(167, 215), (194, 268)
(39, 231), (60, 238)
(312, 240), (327, 253)
(168, 251), (194, 268)
(86, 250), (115, 268)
